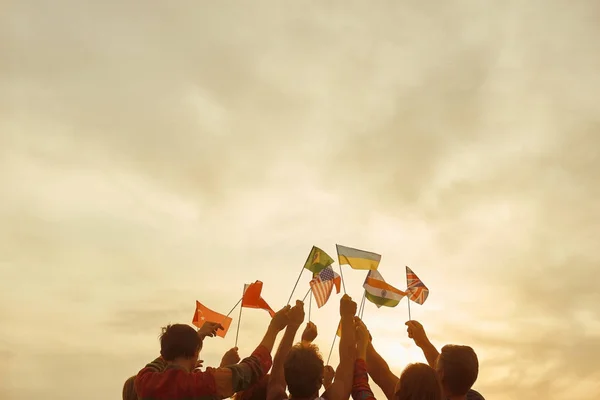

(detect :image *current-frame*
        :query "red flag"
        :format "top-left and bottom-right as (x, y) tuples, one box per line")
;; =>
(242, 281), (275, 317)
(192, 301), (232, 338)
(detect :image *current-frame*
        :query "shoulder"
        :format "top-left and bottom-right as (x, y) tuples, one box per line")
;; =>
(467, 389), (485, 400)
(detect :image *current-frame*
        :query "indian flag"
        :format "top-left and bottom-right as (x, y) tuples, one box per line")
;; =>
(363, 270), (406, 308)
(336, 244), (381, 270)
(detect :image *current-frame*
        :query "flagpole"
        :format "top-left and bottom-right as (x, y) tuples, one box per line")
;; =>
(235, 286), (244, 347)
(326, 329), (338, 365)
(406, 265), (411, 321)
(302, 287), (312, 302)
(225, 297), (243, 318)
(359, 291), (366, 319)
(288, 251), (313, 305)
(407, 296), (412, 321)
(309, 290), (313, 322)
(337, 264), (347, 294)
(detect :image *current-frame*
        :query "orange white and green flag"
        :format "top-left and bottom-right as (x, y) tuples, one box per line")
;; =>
(363, 270), (406, 308)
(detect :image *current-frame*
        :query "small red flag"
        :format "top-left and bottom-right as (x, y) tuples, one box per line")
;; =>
(192, 301), (232, 338)
(242, 281), (275, 317)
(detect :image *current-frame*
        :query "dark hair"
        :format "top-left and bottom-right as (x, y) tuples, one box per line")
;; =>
(159, 324), (201, 361)
(123, 376), (137, 400)
(395, 363), (443, 400)
(284, 344), (324, 398)
(234, 374), (269, 400)
(438, 345), (479, 396)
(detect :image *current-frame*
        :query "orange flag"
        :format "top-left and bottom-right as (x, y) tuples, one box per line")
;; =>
(192, 301), (233, 338)
(242, 281), (275, 317)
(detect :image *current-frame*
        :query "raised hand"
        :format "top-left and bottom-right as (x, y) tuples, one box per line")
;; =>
(301, 321), (318, 343)
(405, 320), (429, 348)
(323, 365), (335, 388)
(354, 317), (370, 358)
(269, 305), (291, 333)
(220, 347), (241, 367)
(340, 294), (357, 318)
(197, 321), (224, 339)
(288, 300), (305, 328)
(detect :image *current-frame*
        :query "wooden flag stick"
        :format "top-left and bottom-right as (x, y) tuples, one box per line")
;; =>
(225, 297), (243, 318)
(359, 291), (366, 319)
(301, 287), (312, 302)
(309, 290), (313, 321)
(288, 252), (312, 305)
(338, 264), (347, 294)
(407, 296), (412, 321)
(235, 286), (244, 347)
(326, 329), (338, 365)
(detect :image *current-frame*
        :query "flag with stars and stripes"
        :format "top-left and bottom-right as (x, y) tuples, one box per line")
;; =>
(309, 266), (341, 308)
(406, 266), (429, 305)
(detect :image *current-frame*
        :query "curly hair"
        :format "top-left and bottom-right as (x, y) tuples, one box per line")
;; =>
(284, 343), (324, 398)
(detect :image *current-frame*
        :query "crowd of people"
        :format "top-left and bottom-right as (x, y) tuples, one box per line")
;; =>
(123, 295), (484, 400)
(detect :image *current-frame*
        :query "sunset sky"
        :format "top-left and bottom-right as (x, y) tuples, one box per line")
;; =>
(1, 1), (600, 399)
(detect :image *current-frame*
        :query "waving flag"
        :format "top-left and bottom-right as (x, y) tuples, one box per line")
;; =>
(242, 281), (275, 317)
(309, 266), (341, 308)
(363, 270), (407, 308)
(406, 266), (429, 305)
(303, 246), (335, 274)
(192, 301), (232, 338)
(336, 244), (381, 270)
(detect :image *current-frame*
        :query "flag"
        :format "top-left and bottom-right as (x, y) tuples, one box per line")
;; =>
(309, 266), (341, 308)
(406, 266), (429, 305)
(242, 281), (275, 317)
(336, 244), (381, 270)
(303, 246), (335, 274)
(363, 270), (407, 308)
(192, 301), (232, 338)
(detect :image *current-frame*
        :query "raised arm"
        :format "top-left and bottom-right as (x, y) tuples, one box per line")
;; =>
(267, 301), (305, 400)
(323, 294), (357, 400)
(405, 321), (440, 368)
(365, 343), (398, 400)
(352, 318), (376, 400)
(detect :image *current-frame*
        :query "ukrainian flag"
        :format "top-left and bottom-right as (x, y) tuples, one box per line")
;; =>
(336, 244), (381, 270)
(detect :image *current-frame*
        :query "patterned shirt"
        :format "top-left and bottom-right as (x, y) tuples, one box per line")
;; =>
(135, 345), (272, 400)
(351, 359), (376, 400)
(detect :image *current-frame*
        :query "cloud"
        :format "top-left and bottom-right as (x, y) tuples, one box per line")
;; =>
(1, 1), (600, 399)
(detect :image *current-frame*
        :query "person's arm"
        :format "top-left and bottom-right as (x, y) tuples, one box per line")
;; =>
(352, 318), (377, 400)
(323, 366), (335, 391)
(267, 301), (304, 400)
(323, 295), (357, 400)
(352, 359), (377, 400)
(365, 343), (398, 400)
(405, 321), (440, 368)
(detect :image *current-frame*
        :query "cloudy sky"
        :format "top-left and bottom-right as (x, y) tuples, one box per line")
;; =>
(1, 1), (600, 399)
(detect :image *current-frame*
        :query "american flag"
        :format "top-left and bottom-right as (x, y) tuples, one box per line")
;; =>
(406, 266), (429, 305)
(309, 266), (341, 308)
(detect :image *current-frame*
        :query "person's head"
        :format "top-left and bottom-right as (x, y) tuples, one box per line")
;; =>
(122, 376), (137, 400)
(436, 345), (479, 397)
(160, 324), (202, 370)
(394, 363), (443, 400)
(284, 343), (324, 399)
(233, 374), (269, 400)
